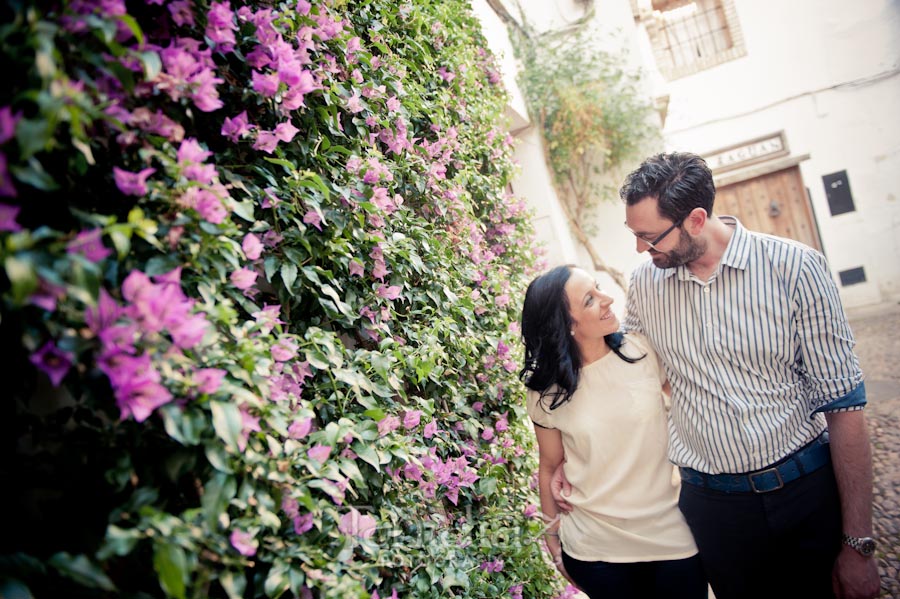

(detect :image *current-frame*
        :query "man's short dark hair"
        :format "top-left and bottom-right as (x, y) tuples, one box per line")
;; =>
(619, 152), (716, 222)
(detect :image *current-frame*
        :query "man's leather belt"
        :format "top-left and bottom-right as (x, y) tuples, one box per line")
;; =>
(679, 432), (831, 494)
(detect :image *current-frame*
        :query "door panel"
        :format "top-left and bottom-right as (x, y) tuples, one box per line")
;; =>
(716, 166), (822, 251)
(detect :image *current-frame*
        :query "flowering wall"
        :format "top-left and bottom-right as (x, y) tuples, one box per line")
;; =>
(0, 0), (570, 597)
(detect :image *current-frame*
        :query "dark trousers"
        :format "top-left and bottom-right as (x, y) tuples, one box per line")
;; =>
(678, 464), (842, 599)
(560, 551), (707, 599)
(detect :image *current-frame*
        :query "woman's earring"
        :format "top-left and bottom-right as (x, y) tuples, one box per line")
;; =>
(570, 330), (575, 336)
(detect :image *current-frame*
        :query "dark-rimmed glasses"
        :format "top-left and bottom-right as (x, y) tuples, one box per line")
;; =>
(624, 217), (685, 250)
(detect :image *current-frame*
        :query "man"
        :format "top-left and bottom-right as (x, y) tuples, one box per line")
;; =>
(552, 152), (880, 599)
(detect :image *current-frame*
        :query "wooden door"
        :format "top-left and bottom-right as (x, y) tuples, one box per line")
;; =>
(715, 166), (822, 251)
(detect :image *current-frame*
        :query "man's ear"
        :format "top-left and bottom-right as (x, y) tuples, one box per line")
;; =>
(684, 207), (708, 235)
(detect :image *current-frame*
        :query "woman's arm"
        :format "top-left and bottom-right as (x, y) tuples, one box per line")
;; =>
(534, 424), (579, 588)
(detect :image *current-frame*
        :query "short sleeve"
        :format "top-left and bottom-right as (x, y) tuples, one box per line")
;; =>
(526, 388), (555, 429)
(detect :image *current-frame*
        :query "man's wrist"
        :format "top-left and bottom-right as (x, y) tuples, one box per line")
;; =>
(842, 533), (877, 557)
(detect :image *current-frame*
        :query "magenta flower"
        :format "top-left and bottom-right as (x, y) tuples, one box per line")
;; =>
(302, 209), (322, 231)
(230, 529), (257, 557)
(194, 368), (226, 394)
(0, 106), (22, 144)
(307, 444), (332, 464)
(376, 285), (401, 300)
(114, 368), (173, 422)
(252, 70), (280, 97)
(113, 166), (155, 196)
(345, 92), (364, 114)
(274, 121), (299, 143)
(221, 110), (254, 142)
(271, 338), (298, 362)
(206, 1), (237, 52)
(423, 419), (438, 439)
(253, 130), (280, 154)
(403, 410), (422, 429)
(230, 267), (257, 290)
(168, 0), (194, 26)
(293, 513), (314, 535)
(29, 341), (73, 387)
(242, 233), (263, 260)
(288, 417), (312, 439)
(348, 259), (364, 277)
(0, 202), (22, 232)
(338, 507), (377, 539)
(66, 228), (112, 262)
(378, 414), (400, 437)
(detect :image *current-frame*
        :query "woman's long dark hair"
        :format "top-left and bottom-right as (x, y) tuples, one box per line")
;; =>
(519, 265), (644, 410)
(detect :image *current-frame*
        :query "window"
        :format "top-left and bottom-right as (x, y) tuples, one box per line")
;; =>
(638, 0), (746, 80)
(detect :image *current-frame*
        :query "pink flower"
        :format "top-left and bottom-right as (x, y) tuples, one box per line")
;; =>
(274, 121), (299, 143)
(113, 166), (155, 196)
(221, 110), (254, 142)
(338, 507), (377, 539)
(423, 419), (438, 439)
(230, 267), (257, 290)
(29, 341), (73, 387)
(303, 210), (322, 231)
(307, 444), (332, 464)
(288, 417), (313, 439)
(230, 529), (257, 557)
(293, 513), (314, 535)
(253, 130), (280, 154)
(271, 338), (298, 362)
(0, 203), (21, 232)
(403, 410), (422, 429)
(481, 427), (494, 441)
(242, 233), (263, 260)
(376, 285), (401, 300)
(66, 228), (112, 262)
(348, 259), (364, 277)
(377, 414), (400, 436)
(252, 70), (280, 97)
(194, 368), (226, 394)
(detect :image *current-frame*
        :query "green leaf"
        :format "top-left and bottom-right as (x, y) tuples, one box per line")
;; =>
(201, 472), (236, 530)
(9, 158), (59, 191)
(153, 541), (187, 599)
(280, 262), (298, 293)
(4, 255), (38, 304)
(15, 118), (52, 160)
(264, 559), (291, 598)
(218, 571), (246, 599)
(137, 50), (161, 81)
(96, 525), (142, 560)
(210, 401), (243, 452)
(47, 553), (116, 591)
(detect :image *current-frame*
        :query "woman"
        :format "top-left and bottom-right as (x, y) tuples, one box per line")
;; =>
(520, 265), (706, 599)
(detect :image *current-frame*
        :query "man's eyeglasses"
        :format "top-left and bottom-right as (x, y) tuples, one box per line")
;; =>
(624, 217), (685, 250)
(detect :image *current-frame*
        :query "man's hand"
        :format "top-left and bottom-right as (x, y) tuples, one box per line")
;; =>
(550, 460), (573, 512)
(832, 547), (881, 599)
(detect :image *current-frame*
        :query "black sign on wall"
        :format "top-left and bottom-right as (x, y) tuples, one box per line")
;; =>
(822, 170), (855, 216)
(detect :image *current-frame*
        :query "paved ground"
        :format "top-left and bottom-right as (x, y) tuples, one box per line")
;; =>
(847, 300), (900, 598)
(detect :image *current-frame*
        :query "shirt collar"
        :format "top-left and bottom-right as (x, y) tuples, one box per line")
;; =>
(661, 215), (749, 280)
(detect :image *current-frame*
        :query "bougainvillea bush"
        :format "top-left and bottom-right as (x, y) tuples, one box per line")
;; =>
(0, 0), (573, 597)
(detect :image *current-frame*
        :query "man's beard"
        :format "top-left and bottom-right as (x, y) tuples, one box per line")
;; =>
(651, 233), (707, 269)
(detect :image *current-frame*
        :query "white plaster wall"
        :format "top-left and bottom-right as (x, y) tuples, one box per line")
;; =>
(659, 0), (900, 308)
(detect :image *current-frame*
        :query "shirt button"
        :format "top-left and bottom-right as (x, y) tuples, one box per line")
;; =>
(703, 286), (711, 294)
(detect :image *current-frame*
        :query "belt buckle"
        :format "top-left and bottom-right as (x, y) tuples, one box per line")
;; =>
(749, 467), (783, 493)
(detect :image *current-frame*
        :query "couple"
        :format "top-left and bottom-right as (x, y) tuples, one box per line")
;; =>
(520, 152), (881, 599)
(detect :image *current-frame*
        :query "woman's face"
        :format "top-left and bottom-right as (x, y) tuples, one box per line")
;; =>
(564, 268), (619, 343)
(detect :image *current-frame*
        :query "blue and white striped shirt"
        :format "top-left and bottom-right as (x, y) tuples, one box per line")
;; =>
(623, 216), (866, 474)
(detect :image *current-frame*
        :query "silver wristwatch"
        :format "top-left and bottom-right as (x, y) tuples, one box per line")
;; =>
(842, 533), (877, 557)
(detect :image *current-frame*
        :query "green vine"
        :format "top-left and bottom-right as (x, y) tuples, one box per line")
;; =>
(501, 2), (661, 288)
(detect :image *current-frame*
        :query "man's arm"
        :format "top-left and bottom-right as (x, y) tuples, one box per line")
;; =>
(825, 410), (881, 599)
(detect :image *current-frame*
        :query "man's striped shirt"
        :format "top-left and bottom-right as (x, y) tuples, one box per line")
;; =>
(622, 216), (865, 474)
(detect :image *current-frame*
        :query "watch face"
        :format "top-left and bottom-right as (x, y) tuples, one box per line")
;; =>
(861, 539), (876, 556)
